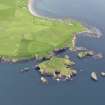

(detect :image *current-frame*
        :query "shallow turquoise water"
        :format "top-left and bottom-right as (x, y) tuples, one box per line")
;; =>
(0, 0), (105, 105)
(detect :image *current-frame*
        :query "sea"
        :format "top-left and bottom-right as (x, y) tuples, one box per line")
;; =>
(0, 0), (105, 105)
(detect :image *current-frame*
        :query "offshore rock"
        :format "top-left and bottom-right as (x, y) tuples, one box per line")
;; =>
(100, 72), (105, 77)
(41, 77), (48, 84)
(91, 72), (98, 81)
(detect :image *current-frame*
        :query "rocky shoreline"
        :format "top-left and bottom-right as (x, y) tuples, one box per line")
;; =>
(0, 27), (104, 84)
(77, 50), (103, 59)
(77, 26), (102, 38)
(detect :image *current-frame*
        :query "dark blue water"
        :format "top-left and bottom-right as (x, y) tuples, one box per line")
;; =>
(0, 0), (105, 105)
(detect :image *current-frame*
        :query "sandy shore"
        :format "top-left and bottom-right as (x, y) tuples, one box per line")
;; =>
(28, 0), (40, 17)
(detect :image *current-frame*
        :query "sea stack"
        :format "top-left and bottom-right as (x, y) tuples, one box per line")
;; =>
(91, 72), (98, 81)
(100, 72), (105, 77)
(41, 77), (48, 84)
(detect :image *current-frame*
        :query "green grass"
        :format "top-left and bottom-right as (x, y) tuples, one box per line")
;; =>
(39, 57), (75, 76)
(0, 0), (86, 60)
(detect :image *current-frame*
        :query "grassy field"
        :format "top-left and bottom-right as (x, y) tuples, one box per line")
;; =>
(0, 0), (85, 59)
(39, 57), (75, 77)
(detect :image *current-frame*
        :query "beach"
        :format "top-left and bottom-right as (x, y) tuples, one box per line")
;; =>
(28, 0), (40, 17)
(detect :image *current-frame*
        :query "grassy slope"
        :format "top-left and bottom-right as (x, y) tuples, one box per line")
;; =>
(0, 0), (85, 59)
